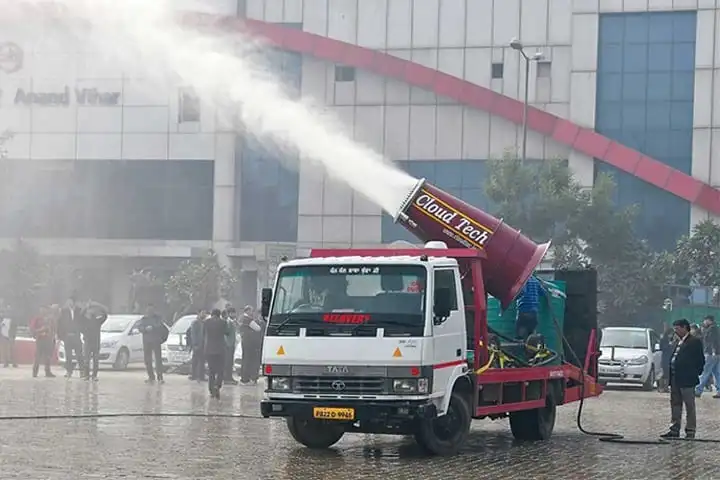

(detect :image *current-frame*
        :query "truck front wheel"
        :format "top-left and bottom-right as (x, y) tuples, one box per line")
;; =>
(414, 391), (471, 456)
(509, 396), (556, 441)
(286, 417), (345, 449)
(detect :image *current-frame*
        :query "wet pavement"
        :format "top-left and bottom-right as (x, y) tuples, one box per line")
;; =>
(0, 367), (718, 480)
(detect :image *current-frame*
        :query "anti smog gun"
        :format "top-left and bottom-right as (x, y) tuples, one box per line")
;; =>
(260, 178), (602, 456)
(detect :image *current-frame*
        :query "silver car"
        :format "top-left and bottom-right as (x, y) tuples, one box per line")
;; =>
(598, 327), (663, 390)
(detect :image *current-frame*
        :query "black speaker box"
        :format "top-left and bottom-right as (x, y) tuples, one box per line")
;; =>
(554, 269), (598, 369)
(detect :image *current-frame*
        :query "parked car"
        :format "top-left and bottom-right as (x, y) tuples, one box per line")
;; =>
(162, 314), (195, 374)
(598, 327), (662, 390)
(58, 314), (144, 371)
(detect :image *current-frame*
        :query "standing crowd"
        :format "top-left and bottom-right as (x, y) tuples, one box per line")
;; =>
(658, 316), (719, 439)
(3, 295), (265, 400)
(186, 306), (265, 399)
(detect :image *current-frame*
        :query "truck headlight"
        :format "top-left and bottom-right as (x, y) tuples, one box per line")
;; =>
(101, 340), (118, 348)
(393, 378), (428, 394)
(628, 355), (648, 365)
(269, 377), (291, 391)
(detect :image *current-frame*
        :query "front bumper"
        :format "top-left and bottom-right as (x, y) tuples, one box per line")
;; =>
(261, 398), (436, 422)
(57, 348), (113, 363)
(598, 363), (649, 383)
(164, 351), (191, 366)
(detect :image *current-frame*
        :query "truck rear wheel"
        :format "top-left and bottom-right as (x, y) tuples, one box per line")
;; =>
(286, 417), (345, 449)
(414, 390), (471, 456)
(509, 396), (556, 441)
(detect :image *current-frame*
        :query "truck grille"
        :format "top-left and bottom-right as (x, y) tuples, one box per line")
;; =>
(293, 376), (386, 395)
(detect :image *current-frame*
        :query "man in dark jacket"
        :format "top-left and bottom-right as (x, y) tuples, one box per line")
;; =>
(658, 326), (675, 393)
(81, 300), (108, 381)
(138, 304), (167, 384)
(239, 305), (263, 385)
(57, 297), (85, 378)
(695, 315), (720, 398)
(223, 307), (239, 385)
(661, 319), (706, 439)
(187, 311), (206, 382)
(204, 309), (229, 399)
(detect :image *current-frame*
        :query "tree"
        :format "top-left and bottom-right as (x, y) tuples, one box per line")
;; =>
(673, 219), (720, 287)
(128, 269), (165, 313)
(164, 249), (237, 318)
(484, 153), (664, 326)
(0, 240), (49, 322)
(651, 219), (720, 306)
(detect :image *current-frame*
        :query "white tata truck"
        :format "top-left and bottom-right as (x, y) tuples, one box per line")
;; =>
(259, 247), (475, 455)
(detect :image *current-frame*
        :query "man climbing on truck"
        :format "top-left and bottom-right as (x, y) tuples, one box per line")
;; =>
(516, 275), (546, 341)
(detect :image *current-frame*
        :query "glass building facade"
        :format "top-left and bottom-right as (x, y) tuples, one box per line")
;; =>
(595, 11), (696, 250)
(381, 160), (490, 243)
(237, 26), (303, 243)
(0, 159), (214, 240)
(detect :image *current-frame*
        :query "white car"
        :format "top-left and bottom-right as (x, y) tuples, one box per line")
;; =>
(598, 327), (663, 390)
(162, 314), (244, 375)
(162, 314), (195, 373)
(58, 314), (145, 370)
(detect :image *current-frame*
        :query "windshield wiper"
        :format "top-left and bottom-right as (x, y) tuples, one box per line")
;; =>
(272, 314), (324, 332)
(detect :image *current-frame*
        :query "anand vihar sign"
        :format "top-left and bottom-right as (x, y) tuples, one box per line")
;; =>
(12, 86), (121, 106)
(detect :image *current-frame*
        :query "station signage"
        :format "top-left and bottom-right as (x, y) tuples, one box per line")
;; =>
(13, 87), (121, 106)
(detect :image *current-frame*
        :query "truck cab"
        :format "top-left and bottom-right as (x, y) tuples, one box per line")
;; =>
(260, 252), (474, 455)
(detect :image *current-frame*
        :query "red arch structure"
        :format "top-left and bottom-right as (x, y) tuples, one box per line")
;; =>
(193, 14), (720, 216)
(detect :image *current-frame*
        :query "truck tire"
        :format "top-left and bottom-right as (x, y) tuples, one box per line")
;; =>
(286, 417), (345, 449)
(414, 390), (471, 456)
(509, 396), (556, 441)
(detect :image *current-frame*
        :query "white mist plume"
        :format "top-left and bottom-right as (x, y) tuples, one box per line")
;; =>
(6, 0), (417, 216)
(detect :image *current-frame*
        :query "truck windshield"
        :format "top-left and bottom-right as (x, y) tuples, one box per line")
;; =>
(270, 264), (427, 329)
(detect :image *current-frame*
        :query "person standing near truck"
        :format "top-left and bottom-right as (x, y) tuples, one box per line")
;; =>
(223, 307), (239, 385)
(81, 300), (109, 381)
(695, 315), (720, 399)
(29, 307), (56, 378)
(57, 297), (85, 378)
(515, 276), (545, 341)
(239, 305), (263, 385)
(187, 310), (206, 382)
(658, 326), (675, 393)
(0, 313), (17, 368)
(660, 319), (705, 439)
(138, 304), (168, 384)
(204, 309), (229, 399)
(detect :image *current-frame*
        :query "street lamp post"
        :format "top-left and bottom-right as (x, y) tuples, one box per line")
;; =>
(510, 38), (543, 165)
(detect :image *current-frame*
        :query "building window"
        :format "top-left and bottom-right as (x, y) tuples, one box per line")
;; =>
(381, 160), (491, 243)
(537, 61), (552, 78)
(491, 63), (504, 79)
(0, 160), (214, 240)
(179, 87), (201, 123)
(335, 65), (356, 82)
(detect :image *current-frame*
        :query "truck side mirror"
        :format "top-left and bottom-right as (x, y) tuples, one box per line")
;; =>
(433, 288), (451, 324)
(261, 288), (272, 318)
(654, 343), (661, 352)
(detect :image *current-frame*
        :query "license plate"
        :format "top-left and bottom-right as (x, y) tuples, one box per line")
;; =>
(312, 407), (355, 421)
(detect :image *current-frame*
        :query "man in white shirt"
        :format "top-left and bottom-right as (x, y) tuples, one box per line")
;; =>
(0, 316), (16, 367)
